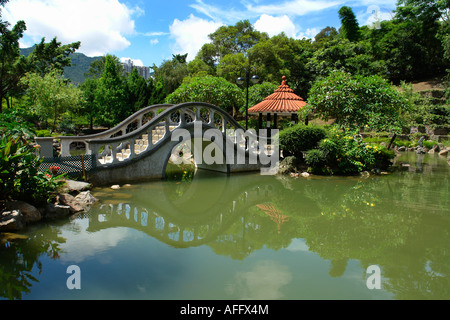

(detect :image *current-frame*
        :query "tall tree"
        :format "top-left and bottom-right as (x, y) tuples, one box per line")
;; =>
(165, 76), (244, 116)
(314, 26), (339, 47)
(216, 53), (248, 83)
(338, 6), (360, 42)
(78, 77), (99, 130)
(126, 67), (151, 112)
(152, 54), (188, 96)
(95, 54), (128, 127)
(28, 37), (80, 76)
(0, 0), (28, 112)
(394, 0), (448, 78)
(197, 20), (268, 70)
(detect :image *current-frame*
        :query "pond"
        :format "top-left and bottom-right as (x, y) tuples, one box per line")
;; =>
(0, 152), (449, 300)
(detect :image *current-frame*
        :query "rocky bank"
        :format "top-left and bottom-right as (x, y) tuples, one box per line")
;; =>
(0, 179), (98, 233)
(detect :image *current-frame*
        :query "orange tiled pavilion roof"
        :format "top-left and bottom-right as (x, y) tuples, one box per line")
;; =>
(248, 76), (306, 115)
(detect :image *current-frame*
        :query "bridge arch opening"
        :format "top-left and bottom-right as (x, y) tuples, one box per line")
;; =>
(164, 135), (229, 182)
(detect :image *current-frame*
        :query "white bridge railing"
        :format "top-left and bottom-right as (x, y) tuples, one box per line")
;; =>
(36, 102), (275, 168)
(59, 104), (173, 157)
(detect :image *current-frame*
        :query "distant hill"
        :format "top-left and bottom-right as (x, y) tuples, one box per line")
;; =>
(65, 52), (102, 84)
(20, 46), (102, 85)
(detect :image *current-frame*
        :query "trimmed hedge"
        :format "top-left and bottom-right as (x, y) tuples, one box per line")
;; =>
(279, 124), (327, 159)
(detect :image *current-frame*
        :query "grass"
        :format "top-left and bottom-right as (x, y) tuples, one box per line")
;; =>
(363, 136), (446, 149)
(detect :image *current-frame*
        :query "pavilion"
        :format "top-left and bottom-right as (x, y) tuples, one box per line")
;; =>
(248, 76), (307, 129)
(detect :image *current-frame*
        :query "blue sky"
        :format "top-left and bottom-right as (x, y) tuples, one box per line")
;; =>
(4, 0), (397, 68)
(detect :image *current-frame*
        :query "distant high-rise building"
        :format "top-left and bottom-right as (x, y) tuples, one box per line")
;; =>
(122, 59), (153, 80)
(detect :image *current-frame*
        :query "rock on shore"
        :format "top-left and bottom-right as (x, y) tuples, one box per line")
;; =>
(0, 179), (98, 232)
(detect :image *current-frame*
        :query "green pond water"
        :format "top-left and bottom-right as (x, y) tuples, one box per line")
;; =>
(1, 152), (449, 300)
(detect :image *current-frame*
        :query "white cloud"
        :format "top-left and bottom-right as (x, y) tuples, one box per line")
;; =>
(297, 27), (321, 40)
(150, 39), (159, 45)
(285, 238), (310, 252)
(254, 14), (320, 40)
(169, 14), (223, 62)
(246, 0), (341, 17)
(144, 31), (169, 37)
(357, 4), (395, 29)
(226, 261), (292, 299)
(254, 14), (297, 38)
(120, 57), (144, 67)
(58, 217), (133, 263)
(190, 0), (249, 23)
(3, 0), (140, 57)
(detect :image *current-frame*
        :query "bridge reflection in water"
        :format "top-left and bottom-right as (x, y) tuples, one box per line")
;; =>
(1, 153), (449, 300)
(87, 171), (288, 249)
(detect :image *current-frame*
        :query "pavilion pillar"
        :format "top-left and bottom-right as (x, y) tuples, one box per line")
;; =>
(266, 113), (271, 145)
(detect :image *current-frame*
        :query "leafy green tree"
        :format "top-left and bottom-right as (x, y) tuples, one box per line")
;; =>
(338, 6), (360, 42)
(196, 20), (268, 73)
(84, 54), (124, 80)
(21, 69), (83, 131)
(126, 67), (151, 112)
(152, 55), (188, 97)
(172, 53), (188, 64)
(308, 70), (408, 132)
(314, 26), (339, 47)
(187, 57), (214, 77)
(396, 0), (449, 23)
(78, 77), (99, 130)
(247, 82), (278, 113)
(216, 53), (248, 83)
(148, 79), (166, 105)
(383, 0), (448, 81)
(165, 76), (244, 116)
(28, 37), (80, 76)
(248, 38), (284, 83)
(94, 54), (128, 127)
(307, 38), (384, 79)
(0, 0), (28, 112)
(208, 20), (268, 59)
(271, 35), (315, 98)
(248, 34), (314, 97)
(196, 43), (218, 71)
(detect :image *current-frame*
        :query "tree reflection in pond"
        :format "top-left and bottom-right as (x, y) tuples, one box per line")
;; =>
(0, 226), (65, 300)
(1, 153), (448, 299)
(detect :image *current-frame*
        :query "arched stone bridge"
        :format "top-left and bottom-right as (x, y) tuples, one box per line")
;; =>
(39, 102), (279, 185)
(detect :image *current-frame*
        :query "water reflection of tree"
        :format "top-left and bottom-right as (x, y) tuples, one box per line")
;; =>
(0, 226), (65, 300)
(206, 157), (449, 299)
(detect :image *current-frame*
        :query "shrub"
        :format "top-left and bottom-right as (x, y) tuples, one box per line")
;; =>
(0, 109), (35, 140)
(0, 136), (65, 206)
(279, 124), (327, 159)
(36, 129), (52, 137)
(304, 149), (331, 175)
(422, 140), (439, 149)
(305, 127), (395, 175)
